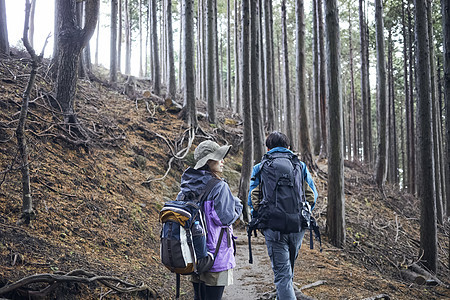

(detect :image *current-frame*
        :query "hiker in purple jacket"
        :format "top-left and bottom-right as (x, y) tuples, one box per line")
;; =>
(178, 140), (243, 300)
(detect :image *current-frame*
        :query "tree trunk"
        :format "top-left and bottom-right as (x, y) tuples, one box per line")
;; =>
(348, 7), (357, 161)
(95, 17), (99, 66)
(214, 1), (221, 107)
(139, 0), (143, 77)
(325, 0), (345, 248)
(415, 0), (438, 273)
(55, 0), (99, 128)
(238, 0), (252, 223)
(227, 0), (232, 108)
(29, 0), (36, 48)
(182, 0), (196, 127)
(118, 0), (122, 73)
(313, 0), (320, 155)
(281, 0), (293, 148)
(166, 0), (176, 98)
(408, 3), (416, 194)
(296, 0), (313, 168)
(234, 0), (240, 114)
(124, 0), (131, 75)
(259, 0), (266, 125)
(427, 0), (443, 224)
(402, 1), (411, 190)
(206, 0), (216, 123)
(264, 0), (274, 132)
(359, 0), (370, 163)
(0, 0), (9, 57)
(110, 0), (118, 84)
(374, 0), (388, 189)
(151, 0), (160, 94)
(442, 0), (450, 218)
(317, 0), (327, 158)
(250, 0), (264, 163)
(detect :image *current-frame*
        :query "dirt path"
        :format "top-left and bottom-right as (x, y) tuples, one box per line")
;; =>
(223, 229), (274, 300)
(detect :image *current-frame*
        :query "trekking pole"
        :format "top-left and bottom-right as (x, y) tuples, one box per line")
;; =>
(247, 225), (253, 264)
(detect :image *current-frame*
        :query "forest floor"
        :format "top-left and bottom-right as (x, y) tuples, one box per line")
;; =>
(0, 52), (449, 300)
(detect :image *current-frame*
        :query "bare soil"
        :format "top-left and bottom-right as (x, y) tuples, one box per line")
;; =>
(0, 54), (449, 300)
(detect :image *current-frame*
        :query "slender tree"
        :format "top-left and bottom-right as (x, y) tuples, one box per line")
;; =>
(166, 0), (176, 98)
(234, 0), (240, 114)
(29, 0), (36, 48)
(317, 0), (327, 158)
(442, 0), (450, 218)
(151, 0), (160, 94)
(206, 0), (216, 123)
(118, 0), (122, 72)
(110, 0), (118, 84)
(227, 0), (232, 108)
(325, 0), (345, 248)
(296, 0), (313, 168)
(251, 0), (264, 162)
(348, 5), (357, 161)
(238, 0), (252, 222)
(374, 0), (388, 188)
(408, 3), (416, 193)
(281, 0), (294, 147)
(313, 0), (320, 155)
(182, 0), (196, 127)
(124, 0), (131, 75)
(402, 0), (411, 190)
(0, 0), (9, 57)
(264, 0), (274, 132)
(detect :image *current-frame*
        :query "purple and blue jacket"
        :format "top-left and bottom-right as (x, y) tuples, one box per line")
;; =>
(177, 167), (243, 272)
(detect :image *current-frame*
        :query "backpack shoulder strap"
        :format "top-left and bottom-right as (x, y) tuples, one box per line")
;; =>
(199, 177), (221, 204)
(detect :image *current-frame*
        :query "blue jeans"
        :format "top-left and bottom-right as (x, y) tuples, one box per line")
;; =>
(264, 228), (306, 300)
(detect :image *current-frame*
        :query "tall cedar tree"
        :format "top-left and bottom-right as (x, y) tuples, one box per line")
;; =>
(166, 0), (176, 98)
(296, 0), (314, 168)
(206, 0), (216, 123)
(264, 0), (275, 132)
(182, 0), (196, 127)
(313, 0), (320, 155)
(402, 1), (411, 190)
(374, 0), (388, 188)
(317, 0), (327, 158)
(234, 0), (240, 114)
(124, 0), (131, 74)
(442, 0), (450, 218)
(281, 0), (294, 147)
(415, 0), (438, 273)
(54, 0), (99, 128)
(0, 0), (9, 56)
(110, 0), (118, 84)
(227, 0), (231, 108)
(238, 0), (252, 222)
(325, 0), (345, 248)
(359, 0), (370, 163)
(150, 0), (160, 94)
(251, 0), (265, 162)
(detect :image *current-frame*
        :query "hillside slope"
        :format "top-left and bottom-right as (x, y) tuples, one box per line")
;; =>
(0, 55), (449, 300)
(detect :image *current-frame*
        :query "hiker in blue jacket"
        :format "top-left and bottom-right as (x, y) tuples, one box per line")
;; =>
(178, 140), (243, 300)
(248, 131), (318, 300)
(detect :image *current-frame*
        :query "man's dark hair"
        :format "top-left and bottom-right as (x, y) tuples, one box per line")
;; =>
(265, 131), (290, 149)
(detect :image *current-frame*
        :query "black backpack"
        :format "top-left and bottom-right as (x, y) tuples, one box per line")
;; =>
(247, 152), (321, 263)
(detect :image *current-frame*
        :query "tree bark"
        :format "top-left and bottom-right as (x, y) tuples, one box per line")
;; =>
(234, 0), (240, 114)
(166, 0), (176, 98)
(408, 3), (416, 194)
(325, 0), (345, 248)
(442, 0), (450, 218)
(313, 0), (320, 155)
(151, 0), (160, 94)
(281, 0), (293, 148)
(206, 0), (216, 123)
(227, 0), (232, 108)
(317, 0), (327, 158)
(29, 0), (36, 48)
(250, 0), (264, 163)
(118, 0), (122, 72)
(264, 0), (274, 132)
(415, 0), (438, 273)
(182, 0), (196, 128)
(348, 7), (357, 161)
(0, 0), (9, 57)
(402, 1), (411, 190)
(110, 0), (118, 84)
(238, 0), (252, 223)
(359, 0), (370, 163)
(124, 0), (131, 75)
(296, 0), (313, 168)
(374, 0), (388, 189)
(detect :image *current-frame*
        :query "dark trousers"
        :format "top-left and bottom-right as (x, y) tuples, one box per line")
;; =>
(192, 282), (225, 300)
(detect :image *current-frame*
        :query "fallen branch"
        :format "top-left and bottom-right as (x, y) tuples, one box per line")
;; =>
(0, 269), (157, 299)
(298, 280), (327, 291)
(361, 294), (390, 300)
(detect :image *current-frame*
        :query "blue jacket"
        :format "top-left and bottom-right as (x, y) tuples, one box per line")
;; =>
(248, 147), (318, 214)
(177, 167), (243, 272)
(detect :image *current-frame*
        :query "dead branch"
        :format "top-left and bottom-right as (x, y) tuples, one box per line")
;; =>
(297, 280), (327, 291)
(35, 178), (77, 198)
(361, 294), (390, 300)
(0, 269), (157, 298)
(144, 127), (195, 184)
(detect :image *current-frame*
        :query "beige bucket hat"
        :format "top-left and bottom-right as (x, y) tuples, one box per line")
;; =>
(194, 140), (232, 170)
